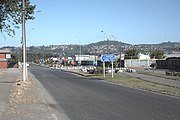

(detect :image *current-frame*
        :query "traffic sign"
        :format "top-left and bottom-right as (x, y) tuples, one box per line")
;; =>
(101, 54), (115, 62)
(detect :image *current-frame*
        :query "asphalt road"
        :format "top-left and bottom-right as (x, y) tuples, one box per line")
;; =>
(29, 65), (180, 120)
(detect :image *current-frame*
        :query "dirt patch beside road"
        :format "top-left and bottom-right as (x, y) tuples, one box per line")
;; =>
(4, 72), (54, 120)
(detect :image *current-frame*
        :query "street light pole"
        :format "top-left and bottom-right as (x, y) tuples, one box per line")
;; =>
(101, 31), (109, 54)
(78, 36), (81, 65)
(22, 0), (27, 81)
(110, 35), (122, 68)
(119, 42), (121, 68)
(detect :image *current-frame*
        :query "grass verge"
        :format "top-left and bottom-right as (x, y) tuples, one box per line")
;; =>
(137, 71), (180, 81)
(90, 73), (180, 97)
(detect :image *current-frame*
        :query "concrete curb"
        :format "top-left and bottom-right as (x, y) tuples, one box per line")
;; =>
(28, 71), (70, 120)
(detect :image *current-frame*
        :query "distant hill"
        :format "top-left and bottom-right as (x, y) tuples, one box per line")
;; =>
(1, 41), (180, 62)
(89, 40), (131, 46)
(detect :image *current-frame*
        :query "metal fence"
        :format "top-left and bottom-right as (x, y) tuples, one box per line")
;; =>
(124, 59), (156, 67)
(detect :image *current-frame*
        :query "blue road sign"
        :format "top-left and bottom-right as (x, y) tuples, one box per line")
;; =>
(101, 54), (115, 62)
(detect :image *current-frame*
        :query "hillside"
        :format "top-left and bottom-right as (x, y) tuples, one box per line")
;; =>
(1, 41), (180, 62)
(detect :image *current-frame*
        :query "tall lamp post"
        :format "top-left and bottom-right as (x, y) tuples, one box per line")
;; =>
(119, 42), (121, 68)
(79, 39), (81, 65)
(22, 0), (27, 81)
(76, 36), (81, 65)
(111, 35), (122, 68)
(101, 31), (109, 54)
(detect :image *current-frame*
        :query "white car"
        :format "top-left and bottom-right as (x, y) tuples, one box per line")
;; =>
(22, 63), (29, 67)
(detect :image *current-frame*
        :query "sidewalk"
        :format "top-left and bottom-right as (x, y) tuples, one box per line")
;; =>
(0, 68), (19, 120)
(0, 68), (59, 120)
(121, 72), (180, 88)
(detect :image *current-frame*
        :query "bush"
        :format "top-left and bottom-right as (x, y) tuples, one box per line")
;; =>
(150, 63), (157, 69)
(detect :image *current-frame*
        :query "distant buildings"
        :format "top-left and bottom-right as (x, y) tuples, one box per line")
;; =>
(75, 55), (97, 66)
(74, 53), (153, 68)
(2, 41), (179, 69)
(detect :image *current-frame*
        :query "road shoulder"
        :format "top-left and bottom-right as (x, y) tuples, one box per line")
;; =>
(3, 70), (67, 120)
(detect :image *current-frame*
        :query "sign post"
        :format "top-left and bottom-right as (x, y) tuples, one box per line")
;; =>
(112, 61), (114, 78)
(103, 62), (105, 78)
(101, 54), (115, 78)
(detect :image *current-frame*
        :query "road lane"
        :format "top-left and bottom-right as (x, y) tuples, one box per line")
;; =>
(29, 65), (180, 120)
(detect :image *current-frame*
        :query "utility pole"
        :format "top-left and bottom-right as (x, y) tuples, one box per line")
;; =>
(107, 39), (109, 54)
(119, 42), (121, 68)
(76, 36), (81, 65)
(111, 35), (122, 68)
(101, 31), (109, 54)
(79, 36), (81, 65)
(22, 0), (27, 81)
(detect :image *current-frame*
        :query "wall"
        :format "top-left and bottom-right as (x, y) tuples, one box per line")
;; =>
(0, 62), (8, 69)
(0, 53), (9, 68)
(0, 53), (6, 59)
(156, 57), (180, 70)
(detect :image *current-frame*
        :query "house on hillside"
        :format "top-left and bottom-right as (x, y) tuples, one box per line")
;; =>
(0, 49), (11, 68)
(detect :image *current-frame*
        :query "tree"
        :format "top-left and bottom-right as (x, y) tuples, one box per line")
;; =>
(125, 48), (140, 59)
(0, 0), (36, 36)
(150, 50), (164, 59)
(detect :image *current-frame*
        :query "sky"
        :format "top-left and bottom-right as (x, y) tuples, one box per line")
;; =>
(0, 0), (180, 47)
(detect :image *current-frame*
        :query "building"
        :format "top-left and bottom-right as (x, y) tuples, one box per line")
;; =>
(75, 55), (97, 66)
(138, 53), (150, 60)
(0, 49), (11, 68)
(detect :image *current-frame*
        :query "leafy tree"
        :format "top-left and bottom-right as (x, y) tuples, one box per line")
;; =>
(125, 48), (140, 59)
(0, 0), (36, 36)
(150, 50), (164, 59)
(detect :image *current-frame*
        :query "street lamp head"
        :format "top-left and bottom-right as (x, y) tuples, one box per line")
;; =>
(36, 10), (42, 13)
(101, 30), (104, 33)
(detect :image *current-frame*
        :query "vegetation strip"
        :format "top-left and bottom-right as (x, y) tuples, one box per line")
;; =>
(137, 71), (180, 81)
(86, 73), (180, 97)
